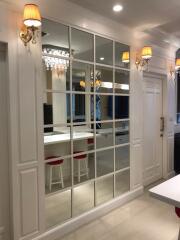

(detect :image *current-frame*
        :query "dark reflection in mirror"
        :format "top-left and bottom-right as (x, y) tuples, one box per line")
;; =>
(72, 94), (94, 123)
(43, 93), (71, 126)
(114, 96), (129, 119)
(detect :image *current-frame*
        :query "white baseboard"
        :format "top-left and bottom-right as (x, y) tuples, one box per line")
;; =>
(164, 171), (175, 180)
(33, 186), (143, 240)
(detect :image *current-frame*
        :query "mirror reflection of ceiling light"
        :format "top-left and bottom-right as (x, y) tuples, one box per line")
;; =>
(100, 57), (105, 61)
(122, 52), (130, 63)
(42, 47), (69, 71)
(113, 4), (123, 12)
(175, 59), (180, 70)
(101, 82), (113, 88)
(80, 80), (129, 91)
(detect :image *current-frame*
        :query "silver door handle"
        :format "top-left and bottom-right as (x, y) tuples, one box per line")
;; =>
(160, 117), (165, 132)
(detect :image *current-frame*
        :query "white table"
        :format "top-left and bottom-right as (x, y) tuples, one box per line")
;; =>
(44, 132), (95, 145)
(149, 175), (180, 239)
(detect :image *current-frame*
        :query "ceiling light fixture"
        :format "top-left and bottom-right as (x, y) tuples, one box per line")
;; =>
(100, 57), (105, 61)
(113, 4), (123, 12)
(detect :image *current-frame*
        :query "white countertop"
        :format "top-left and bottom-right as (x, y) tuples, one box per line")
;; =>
(44, 132), (94, 145)
(44, 127), (129, 145)
(149, 175), (180, 208)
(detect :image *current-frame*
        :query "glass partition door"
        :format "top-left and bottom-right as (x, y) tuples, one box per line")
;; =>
(42, 18), (131, 229)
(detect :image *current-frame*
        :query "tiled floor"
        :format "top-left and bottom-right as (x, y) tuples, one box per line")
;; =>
(58, 184), (179, 240)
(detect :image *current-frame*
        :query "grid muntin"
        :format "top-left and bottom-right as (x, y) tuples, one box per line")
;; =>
(43, 23), (131, 228)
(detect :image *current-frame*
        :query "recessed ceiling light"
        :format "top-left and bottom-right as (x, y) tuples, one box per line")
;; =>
(113, 4), (123, 12)
(100, 57), (104, 61)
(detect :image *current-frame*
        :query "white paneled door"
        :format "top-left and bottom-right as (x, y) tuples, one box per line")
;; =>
(0, 43), (10, 240)
(143, 74), (163, 186)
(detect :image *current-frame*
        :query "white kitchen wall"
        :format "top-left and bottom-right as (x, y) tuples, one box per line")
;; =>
(0, 1), (176, 240)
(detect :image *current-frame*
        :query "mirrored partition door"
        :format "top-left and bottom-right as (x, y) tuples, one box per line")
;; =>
(42, 18), (131, 229)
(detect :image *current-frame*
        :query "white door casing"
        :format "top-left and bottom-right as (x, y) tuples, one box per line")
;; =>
(143, 74), (163, 186)
(0, 43), (10, 240)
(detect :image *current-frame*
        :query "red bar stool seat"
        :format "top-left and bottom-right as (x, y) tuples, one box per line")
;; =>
(175, 207), (180, 240)
(73, 151), (89, 182)
(45, 156), (64, 191)
(175, 207), (180, 218)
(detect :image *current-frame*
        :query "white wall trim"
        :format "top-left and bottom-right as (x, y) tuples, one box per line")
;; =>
(32, 187), (143, 240)
(0, 226), (5, 240)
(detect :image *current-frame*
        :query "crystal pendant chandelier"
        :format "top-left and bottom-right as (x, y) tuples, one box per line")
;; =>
(42, 45), (70, 72)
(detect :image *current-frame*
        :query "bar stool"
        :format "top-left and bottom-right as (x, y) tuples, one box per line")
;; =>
(74, 151), (89, 182)
(45, 156), (64, 191)
(175, 207), (180, 240)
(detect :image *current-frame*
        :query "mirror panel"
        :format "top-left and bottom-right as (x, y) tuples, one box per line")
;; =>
(96, 36), (113, 65)
(96, 149), (114, 177)
(96, 122), (113, 149)
(96, 175), (113, 205)
(72, 94), (94, 123)
(114, 96), (129, 119)
(95, 66), (113, 94)
(42, 19), (69, 52)
(44, 156), (72, 194)
(43, 93), (71, 125)
(115, 146), (130, 171)
(115, 170), (130, 196)
(71, 28), (94, 61)
(42, 18), (131, 229)
(45, 190), (71, 228)
(73, 182), (94, 216)
(115, 42), (130, 69)
(42, 62), (70, 92)
(95, 95), (113, 121)
(73, 151), (95, 185)
(115, 69), (130, 94)
(72, 62), (94, 92)
(115, 121), (129, 145)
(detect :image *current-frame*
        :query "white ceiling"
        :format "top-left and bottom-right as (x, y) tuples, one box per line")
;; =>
(68, 0), (180, 43)
(68, 0), (180, 30)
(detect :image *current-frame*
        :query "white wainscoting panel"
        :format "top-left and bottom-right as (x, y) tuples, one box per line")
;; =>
(167, 136), (174, 176)
(20, 168), (39, 236)
(18, 42), (37, 163)
(131, 142), (143, 190)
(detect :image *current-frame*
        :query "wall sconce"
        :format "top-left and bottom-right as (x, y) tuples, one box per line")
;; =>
(135, 46), (152, 71)
(169, 58), (180, 77)
(175, 59), (180, 70)
(122, 51), (130, 63)
(20, 4), (41, 46)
